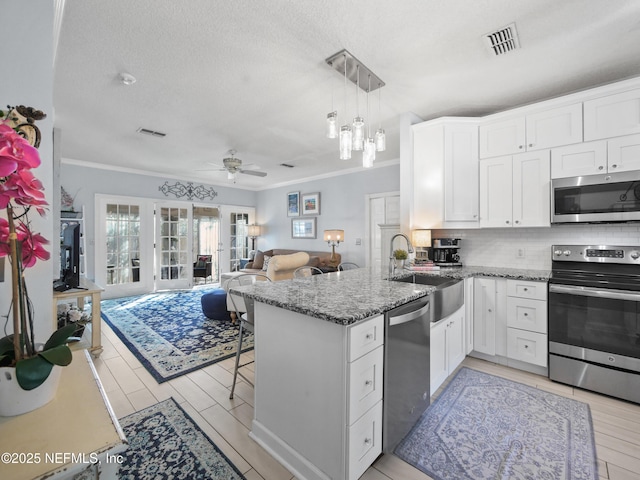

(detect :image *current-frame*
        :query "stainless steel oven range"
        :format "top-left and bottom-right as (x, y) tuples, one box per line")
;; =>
(548, 245), (640, 404)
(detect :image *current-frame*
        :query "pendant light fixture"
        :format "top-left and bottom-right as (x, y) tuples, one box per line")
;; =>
(339, 53), (352, 160)
(362, 74), (376, 168)
(325, 49), (385, 162)
(352, 66), (364, 151)
(375, 83), (386, 152)
(326, 61), (337, 139)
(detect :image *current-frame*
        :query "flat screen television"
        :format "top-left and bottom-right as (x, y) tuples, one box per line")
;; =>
(60, 223), (80, 289)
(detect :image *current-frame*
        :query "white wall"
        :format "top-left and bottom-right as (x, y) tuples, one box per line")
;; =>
(0, 1), (55, 341)
(436, 224), (640, 270)
(254, 163), (400, 267)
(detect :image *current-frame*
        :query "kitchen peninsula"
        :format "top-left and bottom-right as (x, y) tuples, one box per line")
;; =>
(231, 266), (550, 480)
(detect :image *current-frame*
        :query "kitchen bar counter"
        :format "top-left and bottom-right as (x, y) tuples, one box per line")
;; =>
(230, 265), (550, 325)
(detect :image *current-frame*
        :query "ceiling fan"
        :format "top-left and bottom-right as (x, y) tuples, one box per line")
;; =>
(200, 150), (267, 181)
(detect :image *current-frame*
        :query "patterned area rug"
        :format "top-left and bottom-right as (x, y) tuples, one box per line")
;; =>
(395, 367), (598, 480)
(102, 290), (252, 383)
(118, 398), (246, 479)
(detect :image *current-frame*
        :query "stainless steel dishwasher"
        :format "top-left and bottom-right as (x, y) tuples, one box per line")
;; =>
(382, 296), (431, 453)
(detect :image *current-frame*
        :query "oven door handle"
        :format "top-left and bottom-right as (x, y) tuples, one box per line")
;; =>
(549, 284), (640, 301)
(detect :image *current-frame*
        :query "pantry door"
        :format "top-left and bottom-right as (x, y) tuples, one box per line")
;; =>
(155, 202), (193, 291)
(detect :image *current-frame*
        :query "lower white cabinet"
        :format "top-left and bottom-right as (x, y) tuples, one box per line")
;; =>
(431, 305), (465, 394)
(506, 279), (548, 368)
(472, 277), (507, 355)
(252, 304), (384, 480)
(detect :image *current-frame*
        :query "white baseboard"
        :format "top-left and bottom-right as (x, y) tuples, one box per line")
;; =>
(250, 420), (332, 480)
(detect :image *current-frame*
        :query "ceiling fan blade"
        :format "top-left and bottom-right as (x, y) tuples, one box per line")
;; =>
(240, 169), (267, 177)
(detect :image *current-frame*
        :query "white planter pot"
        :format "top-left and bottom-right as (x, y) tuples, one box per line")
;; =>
(0, 365), (62, 416)
(394, 259), (406, 270)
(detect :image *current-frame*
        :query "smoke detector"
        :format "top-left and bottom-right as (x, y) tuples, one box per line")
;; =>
(484, 23), (520, 56)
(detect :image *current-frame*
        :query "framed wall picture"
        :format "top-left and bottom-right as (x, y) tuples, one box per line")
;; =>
(287, 191), (300, 217)
(302, 192), (321, 215)
(291, 217), (317, 239)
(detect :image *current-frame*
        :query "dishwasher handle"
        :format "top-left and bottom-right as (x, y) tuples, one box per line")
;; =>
(388, 301), (430, 326)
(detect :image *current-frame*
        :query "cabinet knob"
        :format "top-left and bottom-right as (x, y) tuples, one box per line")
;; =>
(524, 312), (528, 316)
(506, 220), (510, 224)
(524, 345), (529, 349)
(528, 143), (533, 147)
(488, 308), (492, 313)
(364, 438), (372, 445)
(598, 165), (604, 170)
(519, 145), (524, 149)
(523, 287), (528, 291)
(365, 333), (373, 340)
(611, 164), (618, 169)
(515, 220), (520, 224)
(365, 380), (373, 386)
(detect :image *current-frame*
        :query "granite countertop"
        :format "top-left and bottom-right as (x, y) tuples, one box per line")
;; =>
(230, 265), (551, 326)
(230, 268), (435, 325)
(393, 265), (551, 282)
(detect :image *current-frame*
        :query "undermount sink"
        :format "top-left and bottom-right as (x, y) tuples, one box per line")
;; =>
(392, 274), (464, 322)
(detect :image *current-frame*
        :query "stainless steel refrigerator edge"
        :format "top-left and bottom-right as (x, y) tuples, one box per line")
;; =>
(382, 297), (431, 453)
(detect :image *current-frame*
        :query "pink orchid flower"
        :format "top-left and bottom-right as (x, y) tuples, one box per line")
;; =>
(0, 123), (41, 176)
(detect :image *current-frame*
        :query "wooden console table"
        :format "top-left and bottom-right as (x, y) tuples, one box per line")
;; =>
(0, 350), (128, 480)
(53, 278), (104, 357)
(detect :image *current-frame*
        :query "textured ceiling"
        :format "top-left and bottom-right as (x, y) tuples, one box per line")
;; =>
(53, 0), (640, 190)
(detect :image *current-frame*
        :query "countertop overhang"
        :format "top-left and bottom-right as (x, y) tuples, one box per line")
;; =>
(230, 266), (551, 326)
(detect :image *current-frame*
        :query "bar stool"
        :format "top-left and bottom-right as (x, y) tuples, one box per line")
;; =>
(227, 273), (271, 399)
(293, 266), (324, 278)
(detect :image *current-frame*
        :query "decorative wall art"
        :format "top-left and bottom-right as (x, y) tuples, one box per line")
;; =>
(159, 181), (218, 201)
(291, 218), (317, 239)
(302, 192), (321, 215)
(287, 191), (300, 217)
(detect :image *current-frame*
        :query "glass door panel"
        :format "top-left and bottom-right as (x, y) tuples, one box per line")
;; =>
(156, 204), (192, 290)
(229, 212), (249, 271)
(105, 203), (141, 286)
(193, 206), (220, 283)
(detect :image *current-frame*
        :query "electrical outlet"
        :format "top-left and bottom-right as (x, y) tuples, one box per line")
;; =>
(355, 238), (362, 246)
(516, 247), (526, 258)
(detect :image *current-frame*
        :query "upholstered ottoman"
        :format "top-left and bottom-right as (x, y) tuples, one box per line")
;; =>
(201, 289), (232, 321)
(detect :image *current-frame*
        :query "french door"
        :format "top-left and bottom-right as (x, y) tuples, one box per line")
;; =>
(155, 202), (192, 290)
(95, 195), (152, 299)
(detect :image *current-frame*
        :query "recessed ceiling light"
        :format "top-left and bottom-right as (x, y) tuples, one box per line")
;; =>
(119, 72), (137, 85)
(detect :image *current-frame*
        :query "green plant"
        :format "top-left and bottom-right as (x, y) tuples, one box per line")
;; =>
(0, 106), (75, 391)
(393, 249), (408, 260)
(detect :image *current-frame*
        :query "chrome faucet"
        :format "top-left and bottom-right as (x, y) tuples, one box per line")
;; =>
(389, 233), (414, 276)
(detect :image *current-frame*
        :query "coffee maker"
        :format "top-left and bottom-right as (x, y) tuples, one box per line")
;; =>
(431, 238), (462, 266)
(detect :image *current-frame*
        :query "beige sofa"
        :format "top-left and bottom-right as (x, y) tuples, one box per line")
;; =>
(242, 248), (341, 276)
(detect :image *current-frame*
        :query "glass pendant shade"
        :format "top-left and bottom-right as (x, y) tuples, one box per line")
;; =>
(363, 138), (376, 168)
(375, 128), (386, 152)
(352, 117), (365, 151)
(339, 125), (353, 160)
(326, 111), (338, 139)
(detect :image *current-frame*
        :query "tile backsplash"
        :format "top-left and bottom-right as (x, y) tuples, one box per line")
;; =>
(434, 224), (640, 270)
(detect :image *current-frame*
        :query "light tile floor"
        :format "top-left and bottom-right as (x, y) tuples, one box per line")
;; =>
(95, 322), (640, 480)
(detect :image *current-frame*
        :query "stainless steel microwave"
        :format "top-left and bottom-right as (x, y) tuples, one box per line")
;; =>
(552, 170), (640, 223)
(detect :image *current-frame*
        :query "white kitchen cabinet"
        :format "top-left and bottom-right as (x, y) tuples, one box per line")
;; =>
(479, 156), (512, 228)
(584, 88), (640, 141)
(551, 140), (608, 178)
(479, 104), (582, 158)
(473, 278), (497, 355)
(252, 304), (384, 480)
(506, 279), (548, 368)
(607, 134), (640, 173)
(551, 133), (640, 178)
(430, 305), (465, 395)
(480, 150), (550, 228)
(411, 119), (479, 229)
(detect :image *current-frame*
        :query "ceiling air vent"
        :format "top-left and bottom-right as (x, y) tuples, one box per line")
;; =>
(484, 23), (520, 56)
(136, 127), (166, 138)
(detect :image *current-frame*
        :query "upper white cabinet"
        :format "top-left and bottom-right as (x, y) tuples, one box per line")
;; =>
(412, 119), (479, 229)
(551, 133), (640, 178)
(584, 88), (640, 141)
(479, 104), (582, 159)
(480, 150), (551, 228)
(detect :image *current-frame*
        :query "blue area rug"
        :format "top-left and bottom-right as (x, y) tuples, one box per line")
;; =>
(395, 367), (598, 480)
(101, 290), (252, 383)
(118, 398), (246, 479)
